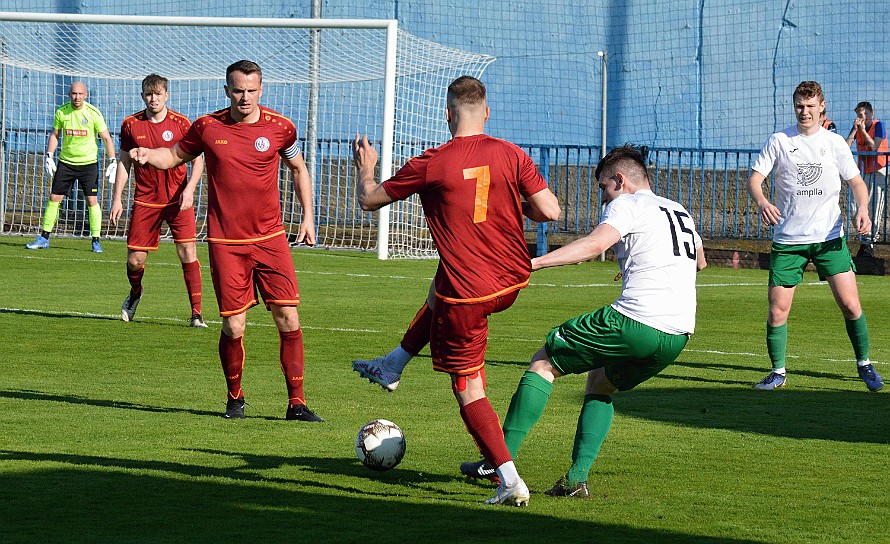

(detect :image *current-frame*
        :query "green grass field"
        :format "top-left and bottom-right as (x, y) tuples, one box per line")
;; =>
(0, 235), (887, 543)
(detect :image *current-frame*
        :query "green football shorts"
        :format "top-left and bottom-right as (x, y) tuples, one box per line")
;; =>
(544, 306), (689, 392)
(769, 237), (855, 286)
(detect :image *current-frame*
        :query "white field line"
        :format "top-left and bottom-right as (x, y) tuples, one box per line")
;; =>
(0, 307), (381, 333)
(1, 253), (835, 288)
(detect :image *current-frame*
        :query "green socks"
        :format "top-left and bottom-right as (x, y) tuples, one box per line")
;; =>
(567, 394), (614, 485)
(502, 372), (615, 486)
(502, 371), (553, 458)
(845, 314), (869, 362)
(41, 200), (61, 233)
(766, 322), (787, 371)
(88, 204), (102, 238)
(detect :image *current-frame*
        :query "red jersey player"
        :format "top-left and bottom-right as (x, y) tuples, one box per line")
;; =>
(110, 74), (207, 327)
(352, 76), (561, 506)
(130, 60), (321, 422)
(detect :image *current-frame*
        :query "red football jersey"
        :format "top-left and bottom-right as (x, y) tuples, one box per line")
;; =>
(177, 106), (298, 243)
(120, 109), (191, 206)
(383, 134), (548, 302)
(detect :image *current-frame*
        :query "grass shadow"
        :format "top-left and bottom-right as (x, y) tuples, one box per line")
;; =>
(613, 386), (889, 444)
(0, 453), (768, 544)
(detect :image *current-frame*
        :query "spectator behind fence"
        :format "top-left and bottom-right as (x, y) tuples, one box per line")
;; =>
(820, 109), (837, 133)
(845, 101), (887, 256)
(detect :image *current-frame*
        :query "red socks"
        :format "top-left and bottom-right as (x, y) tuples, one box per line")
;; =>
(459, 398), (512, 467)
(126, 266), (145, 295)
(219, 332), (245, 400)
(181, 260), (203, 316)
(279, 329), (306, 408)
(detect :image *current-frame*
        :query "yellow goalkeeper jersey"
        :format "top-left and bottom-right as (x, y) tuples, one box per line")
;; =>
(53, 101), (109, 166)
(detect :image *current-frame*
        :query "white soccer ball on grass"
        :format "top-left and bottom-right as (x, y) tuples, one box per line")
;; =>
(355, 419), (406, 471)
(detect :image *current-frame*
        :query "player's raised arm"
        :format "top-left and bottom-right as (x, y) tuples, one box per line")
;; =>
(352, 134), (395, 211)
(284, 152), (316, 246)
(130, 142), (194, 170)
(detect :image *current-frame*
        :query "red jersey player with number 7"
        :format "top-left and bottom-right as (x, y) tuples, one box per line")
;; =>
(130, 60), (322, 422)
(352, 76), (561, 506)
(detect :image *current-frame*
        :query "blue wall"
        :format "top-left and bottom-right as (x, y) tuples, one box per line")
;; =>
(1, 0), (888, 150)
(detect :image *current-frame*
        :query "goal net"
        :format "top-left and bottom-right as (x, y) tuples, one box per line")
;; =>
(0, 13), (495, 258)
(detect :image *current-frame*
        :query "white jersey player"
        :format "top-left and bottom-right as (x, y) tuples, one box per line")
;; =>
(459, 144), (707, 498)
(747, 80), (882, 392)
(751, 125), (860, 244)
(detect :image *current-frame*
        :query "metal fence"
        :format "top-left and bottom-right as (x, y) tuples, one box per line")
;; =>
(5, 137), (887, 253)
(525, 144), (889, 253)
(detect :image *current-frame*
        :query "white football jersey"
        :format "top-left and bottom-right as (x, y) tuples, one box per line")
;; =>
(751, 125), (860, 244)
(601, 189), (701, 335)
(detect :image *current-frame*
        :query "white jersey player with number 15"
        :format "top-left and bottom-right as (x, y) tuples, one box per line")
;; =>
(604, 189), (701, 335)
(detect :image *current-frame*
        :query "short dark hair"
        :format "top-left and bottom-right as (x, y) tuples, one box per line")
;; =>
(226, 60), (262, 85)
(595, 144), (649, 182)
(142, 73), (168, 93)
(447, 76), (486, 108)
(855, 101), (873, 114)
(793, 81), (824, 103)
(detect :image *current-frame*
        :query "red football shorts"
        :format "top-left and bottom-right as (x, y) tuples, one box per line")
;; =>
(208, 234), (300, 317)
(127, 202), (197, 251)
(430, 289), (520, 375)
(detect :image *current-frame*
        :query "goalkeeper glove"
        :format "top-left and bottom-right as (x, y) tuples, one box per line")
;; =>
(44, 154), (56, 179)
(105, 159), (118, 186)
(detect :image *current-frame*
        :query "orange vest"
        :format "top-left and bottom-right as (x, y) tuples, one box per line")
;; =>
(855, 120), (888, 173)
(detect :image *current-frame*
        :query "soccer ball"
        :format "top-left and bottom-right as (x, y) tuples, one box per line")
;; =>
(355, 419), (406, 471)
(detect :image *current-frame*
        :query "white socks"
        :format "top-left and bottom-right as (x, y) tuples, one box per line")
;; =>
(386, 345), (413, 372)
(496, 460), (520, 488)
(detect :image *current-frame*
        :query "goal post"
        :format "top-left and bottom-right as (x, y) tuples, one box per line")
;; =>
(0, 12), (494, 258)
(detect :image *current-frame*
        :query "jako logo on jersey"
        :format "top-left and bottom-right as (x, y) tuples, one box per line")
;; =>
(162, 130), (174, 142)
(255, 137), (270, 152)
(797, 163), (822, 186)
(214, 139), (228, 145)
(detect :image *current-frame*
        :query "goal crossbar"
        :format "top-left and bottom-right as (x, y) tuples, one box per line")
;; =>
(0, 12), (396, 30)
(0, 13), (494, 258)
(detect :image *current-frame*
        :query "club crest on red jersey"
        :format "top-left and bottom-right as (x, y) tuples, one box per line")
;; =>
(162, 130), (174, 142)
(255, 137), (270, 152)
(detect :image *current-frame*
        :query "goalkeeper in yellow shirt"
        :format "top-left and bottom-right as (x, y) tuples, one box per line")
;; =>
(26, 81), (116, 253)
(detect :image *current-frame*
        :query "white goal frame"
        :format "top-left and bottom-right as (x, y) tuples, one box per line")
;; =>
(0, 12), (494, 259)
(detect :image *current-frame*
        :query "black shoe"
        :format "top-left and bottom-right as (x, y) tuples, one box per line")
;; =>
(460, 459), (500, 483)
(285, 404), (324, 422)
(224, 397), (245, 419)
(857, 244), (875, 258)
(544, 476), (590, 499)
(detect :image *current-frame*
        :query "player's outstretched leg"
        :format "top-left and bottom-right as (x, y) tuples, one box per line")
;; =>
(352, 302), (432, 392)
(352, 354), (404, 392)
